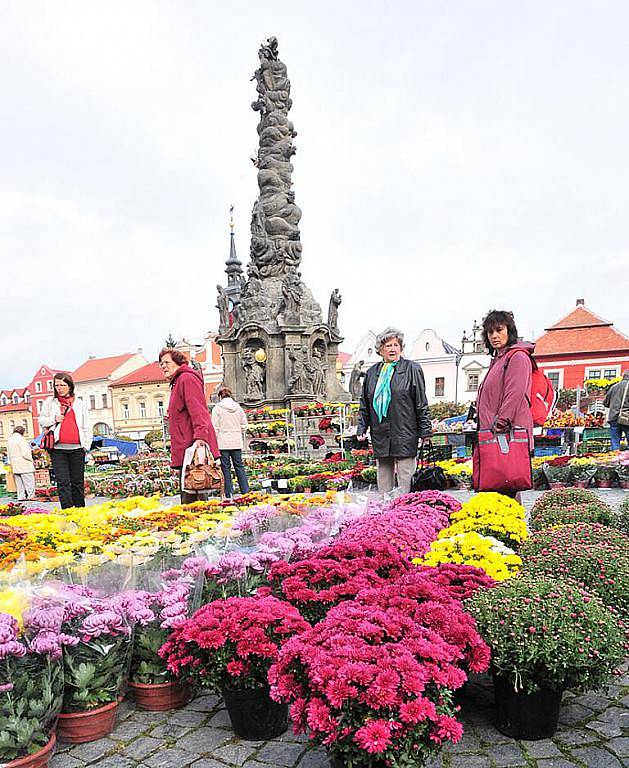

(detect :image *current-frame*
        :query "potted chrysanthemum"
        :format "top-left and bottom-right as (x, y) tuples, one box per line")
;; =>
(466, 575), (625, 740)
(0, 595), (69, 768)
(159, 595), (309, 740)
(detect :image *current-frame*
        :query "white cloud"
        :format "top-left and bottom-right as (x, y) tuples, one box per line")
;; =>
(1, 1), (629, 386)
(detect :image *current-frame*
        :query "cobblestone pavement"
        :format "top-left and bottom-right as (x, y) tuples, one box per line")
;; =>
(52, 664), (629, 768)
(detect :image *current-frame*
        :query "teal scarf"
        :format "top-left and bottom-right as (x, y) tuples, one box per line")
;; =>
(373, 362), (397, 422)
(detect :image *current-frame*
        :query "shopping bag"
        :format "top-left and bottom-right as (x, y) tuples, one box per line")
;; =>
(411, 443), (447, 492)
(182, 443), (223, 493)
(472, 428), (532, 492)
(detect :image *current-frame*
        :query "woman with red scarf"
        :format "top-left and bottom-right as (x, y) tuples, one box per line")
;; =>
(39, 373), (91, 509)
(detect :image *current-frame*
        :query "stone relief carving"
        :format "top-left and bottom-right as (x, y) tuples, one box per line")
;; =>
(242, 344), (266, 401)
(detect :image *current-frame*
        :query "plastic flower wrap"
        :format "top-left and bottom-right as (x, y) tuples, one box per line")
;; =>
(57, 559), (136, 712)
(0, 584), (69, 761)
(440, 492), (528, 547)
(415, 532), (522, 582)
(269, 598), (469, 767)
(127, 550), (205, 685)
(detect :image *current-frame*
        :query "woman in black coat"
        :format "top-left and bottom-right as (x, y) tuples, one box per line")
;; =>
(357, 327), (432, 493)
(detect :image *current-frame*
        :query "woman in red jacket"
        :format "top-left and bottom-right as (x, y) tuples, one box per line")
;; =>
(474, 310), (533, 498)
(158, 348), (220, 503)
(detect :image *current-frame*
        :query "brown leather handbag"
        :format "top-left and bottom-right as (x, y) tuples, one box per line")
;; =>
(183, 444), (223, 492)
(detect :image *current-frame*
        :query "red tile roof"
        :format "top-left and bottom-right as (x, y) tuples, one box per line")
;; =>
(0, 403), (31, 413)
(73, 354), (137, 382)
(536, 303), (629, 356)
(337, 351), (352, 366)
(546, 305), (613, 331)
(110, 362), (166, 387)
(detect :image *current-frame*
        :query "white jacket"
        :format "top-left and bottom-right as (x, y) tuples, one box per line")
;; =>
(39, 396), (92, 452)
(211, 398), (248, 451)
(7, 432), (35, 474)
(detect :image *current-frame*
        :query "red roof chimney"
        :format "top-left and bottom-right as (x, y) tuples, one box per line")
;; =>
(576, 298), (585, 306)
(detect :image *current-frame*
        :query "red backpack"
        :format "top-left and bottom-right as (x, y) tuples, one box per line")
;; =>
(505, 349), (556, 427)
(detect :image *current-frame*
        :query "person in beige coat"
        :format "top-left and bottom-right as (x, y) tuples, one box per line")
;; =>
(7, 426), (36, 501)
(211, 387), (250, 498)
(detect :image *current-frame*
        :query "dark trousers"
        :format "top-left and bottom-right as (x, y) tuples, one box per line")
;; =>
(50, 448), (85, 509)
(220, 449), (250, 498)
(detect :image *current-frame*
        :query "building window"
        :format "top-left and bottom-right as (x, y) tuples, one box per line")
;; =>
(24, 392), (30, 402)
(547, 371), (561, 392)
(9, 420), (14, 431)
(435, 377), (445, 397)
(603, 368), (619, 379)
(122, 403), (129, 420)
(12, 394), (19, 404)
(102, 393), (108, 408)
(425, 342), (430, 352)
(35, 381), (42, 393)
(157, 400), (164, 416)
(0, 396), (6, 406)
(586, 369), (602, 380)
(474, 341), (484, 353)
(0, 423), (3, 436)
(89, 395), (96, 410)
(37, 400), (43, 415)
(21, 419), (28, 432)
(467, 373), (480, 391)
(46, 380), (53, 392)
(139, 401), (147, 418)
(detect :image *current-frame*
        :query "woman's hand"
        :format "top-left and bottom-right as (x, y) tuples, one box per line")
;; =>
(55, 415), (64, 424)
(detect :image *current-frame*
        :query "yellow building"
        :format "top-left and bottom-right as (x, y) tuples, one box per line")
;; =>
(109, 363), (170, 440)
(0, 404), (34, 451)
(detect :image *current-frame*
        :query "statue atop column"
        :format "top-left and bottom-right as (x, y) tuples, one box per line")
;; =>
(249, 36), (303, 279)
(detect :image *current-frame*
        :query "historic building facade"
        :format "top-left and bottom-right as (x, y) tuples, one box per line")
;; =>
(109, 362), (170, 440)
(534, 299), (629, 390)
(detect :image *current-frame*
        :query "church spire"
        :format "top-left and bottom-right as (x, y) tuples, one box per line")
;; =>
(225, 205), (243, 288)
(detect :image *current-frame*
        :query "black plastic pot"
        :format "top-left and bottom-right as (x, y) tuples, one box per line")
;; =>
(222, 686), (288, 740)
(329, 756), (387, 768)
(493, 674), (563, 740)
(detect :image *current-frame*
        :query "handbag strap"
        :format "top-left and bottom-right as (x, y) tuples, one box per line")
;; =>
(418, 441), (436, 468)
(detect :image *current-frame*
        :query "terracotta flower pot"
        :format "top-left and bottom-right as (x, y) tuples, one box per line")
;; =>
(128, 681), (191, 711)
(549, 482), (567, 489)
(6, 734), (56, 768)
(621, 480), (629, 489)
(596, 479), (613, 488)
(57, 700), (118, 743)
(573, 480), (590, 488)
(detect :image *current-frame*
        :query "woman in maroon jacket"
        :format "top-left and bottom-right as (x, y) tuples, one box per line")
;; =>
(475, 310), (533, 498)
(158, 348), (220, 503)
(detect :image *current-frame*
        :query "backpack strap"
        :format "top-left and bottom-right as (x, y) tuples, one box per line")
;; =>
(502, 348), (534, 407)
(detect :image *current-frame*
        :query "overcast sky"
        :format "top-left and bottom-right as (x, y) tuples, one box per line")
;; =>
(1, 1), (628, 387)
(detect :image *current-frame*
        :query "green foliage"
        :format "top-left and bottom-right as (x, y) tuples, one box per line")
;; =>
(144, 430), (162, 448)
(466, 575), (625, 695)
(521, 523), (629, 621)
(429, 402), (467, 421)
(62, 636), (131, 712)
(530, 488), (613, 531)
(0, 655), (63, 761)
(359, 467), (377, 484)
(614, 495), (629, 535)
(131, 626), (171, 684)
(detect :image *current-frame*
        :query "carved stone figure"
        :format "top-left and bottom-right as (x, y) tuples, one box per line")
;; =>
(288, 345), (312, 395)
(349, 361), (365, 400)
(311, 345), (327, 398)
(328, 289), (342, 335)
(216, 285), (230, 331)
(278, 270), (302, 323)
(242, 347), (266, 400)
